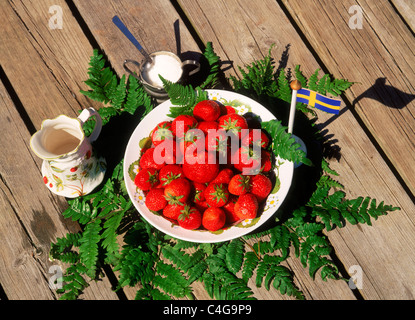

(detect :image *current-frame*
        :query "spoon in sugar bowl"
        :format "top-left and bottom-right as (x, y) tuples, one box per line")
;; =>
(112, 15), (153, 65)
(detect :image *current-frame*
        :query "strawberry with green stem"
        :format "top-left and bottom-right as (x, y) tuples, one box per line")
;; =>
(163, 178), (191, 205)
(163, 203), (185, 220)
(205, 183), (229, 207)
(151, 121), (173, 146)
(192, 182), (206, 205)
(134, 167), (159, 191)
(232, 145), (262, 175)
(178, 205), (202, 230)
(228, 174), (251, 195)
(218, 113), (248, 138)
(159, 164), (183, 187)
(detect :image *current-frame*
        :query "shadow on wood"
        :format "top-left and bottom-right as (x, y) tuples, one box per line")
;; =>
(353, 77), (415, 109)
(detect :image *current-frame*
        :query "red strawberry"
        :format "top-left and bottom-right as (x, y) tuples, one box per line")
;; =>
(134, 167), (159, 191)
(223, 195), (239, 224)
(205, 183), (229, 207)
(151, 121), (173, 146)
(202, 207), (226, 231)
(181, 128), (205, 156)
(192, 182), (206, 204)
(232, 146), (261, 175)
(145, 188), (167, 211)
(228, 174), (251, 195)
(193, 100), (221, 122)
(196, 121), (218, 136)
(218, 113), (248, 138)
(140, 147), (165, 170)
(261, 150), (272, 172)
(171, 115), (198, 138)
(250, 174), (272, 202)
(212, 168), (234, 184)
(159, 164), (183, 187)
(182, 150), (219, 184)
(164, 178), (191, 205)
(220, 105), (236, 115)
(205, 129), (229, 154)
(241, 129), (270, 149)
(178, 205), (202, 230)
(234, 193), (258, 220)
(163, 203), (185, 220)
(153, 139), (181, 166)
(194, 200), (209, 213)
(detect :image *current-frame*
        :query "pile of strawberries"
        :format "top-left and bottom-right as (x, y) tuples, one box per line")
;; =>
(134, 100), (274, 232)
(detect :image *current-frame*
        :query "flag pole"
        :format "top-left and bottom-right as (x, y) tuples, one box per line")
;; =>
(288, 80), (302, 134)
(288, 80), (307, 168)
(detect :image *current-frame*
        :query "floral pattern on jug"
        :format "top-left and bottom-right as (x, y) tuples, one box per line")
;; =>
(30, 108), (107, 198)
(42, 148), (106, 197)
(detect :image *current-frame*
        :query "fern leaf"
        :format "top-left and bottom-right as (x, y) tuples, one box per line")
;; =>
(154, 261), (192, 298)
(101, 211), (123, 262)
(200, 41), (221, 89)
(225, 239), (245, 274)
(261, 119), (312, 166)
(242, 251), (259, 283)
(294, 65), (308, 89)
(272, 266), (305, 300)
(307, 69), (320, 91)
(63, 198), (93, 224)
(269, 225), (293, 259)
(79, 219), (102, 278)
(57, 263), (89, 300)
(109, 74), (127, 109)
(275, 68), (292, 103)
(163, 80), (208, 117)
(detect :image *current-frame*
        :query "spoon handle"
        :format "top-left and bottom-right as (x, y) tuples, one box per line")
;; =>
(112, 15), (153, 63)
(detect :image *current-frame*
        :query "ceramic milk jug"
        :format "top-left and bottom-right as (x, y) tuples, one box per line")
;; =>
(30, 108), (106, 198)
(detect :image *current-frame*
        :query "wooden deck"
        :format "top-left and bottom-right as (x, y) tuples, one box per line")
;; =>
(1, 0), (414, 301)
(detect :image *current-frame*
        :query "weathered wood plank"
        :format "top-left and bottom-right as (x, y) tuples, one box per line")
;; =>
(0, 79), (118, 300)
(0, 0), (100, 128)
(73, 0), (201, 78)
(391, 0), (415, 32)
(0, 0), (120, 299)
(281, 0), (415, 197)
(178, 0), (415, 299)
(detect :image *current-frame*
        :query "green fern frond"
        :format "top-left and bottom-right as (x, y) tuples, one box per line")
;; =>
(231, 45), (277, 97)
(269, 225), (292, 259)
(101, 211), (123, 263)
(79, 219), (102, 278)
(154, 261), (193, 298)
(62, 197), (93, 224)
(241, 251), (259, 283)
(261, 119), (312, 166)
(57, 263), (89, 300)
(225, 239), (245, 274)
(200, 41), (221, 89)
(162, 79), (208, 118)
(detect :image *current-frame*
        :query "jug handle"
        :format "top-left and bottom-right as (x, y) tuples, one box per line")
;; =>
(124, 59), (141, 80)
(78, 108), (102, 143)
(181, 59), (201, 76)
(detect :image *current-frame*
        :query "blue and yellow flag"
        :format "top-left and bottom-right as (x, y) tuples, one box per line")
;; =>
(296, 88), (341, 114)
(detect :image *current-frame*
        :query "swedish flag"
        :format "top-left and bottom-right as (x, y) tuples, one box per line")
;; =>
(296, 88), (341, 114)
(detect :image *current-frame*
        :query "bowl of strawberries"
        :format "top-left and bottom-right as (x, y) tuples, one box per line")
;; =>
(124, 89), (294, 243)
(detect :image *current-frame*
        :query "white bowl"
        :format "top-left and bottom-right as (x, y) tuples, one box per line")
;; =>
(123, 89), (294, 243)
